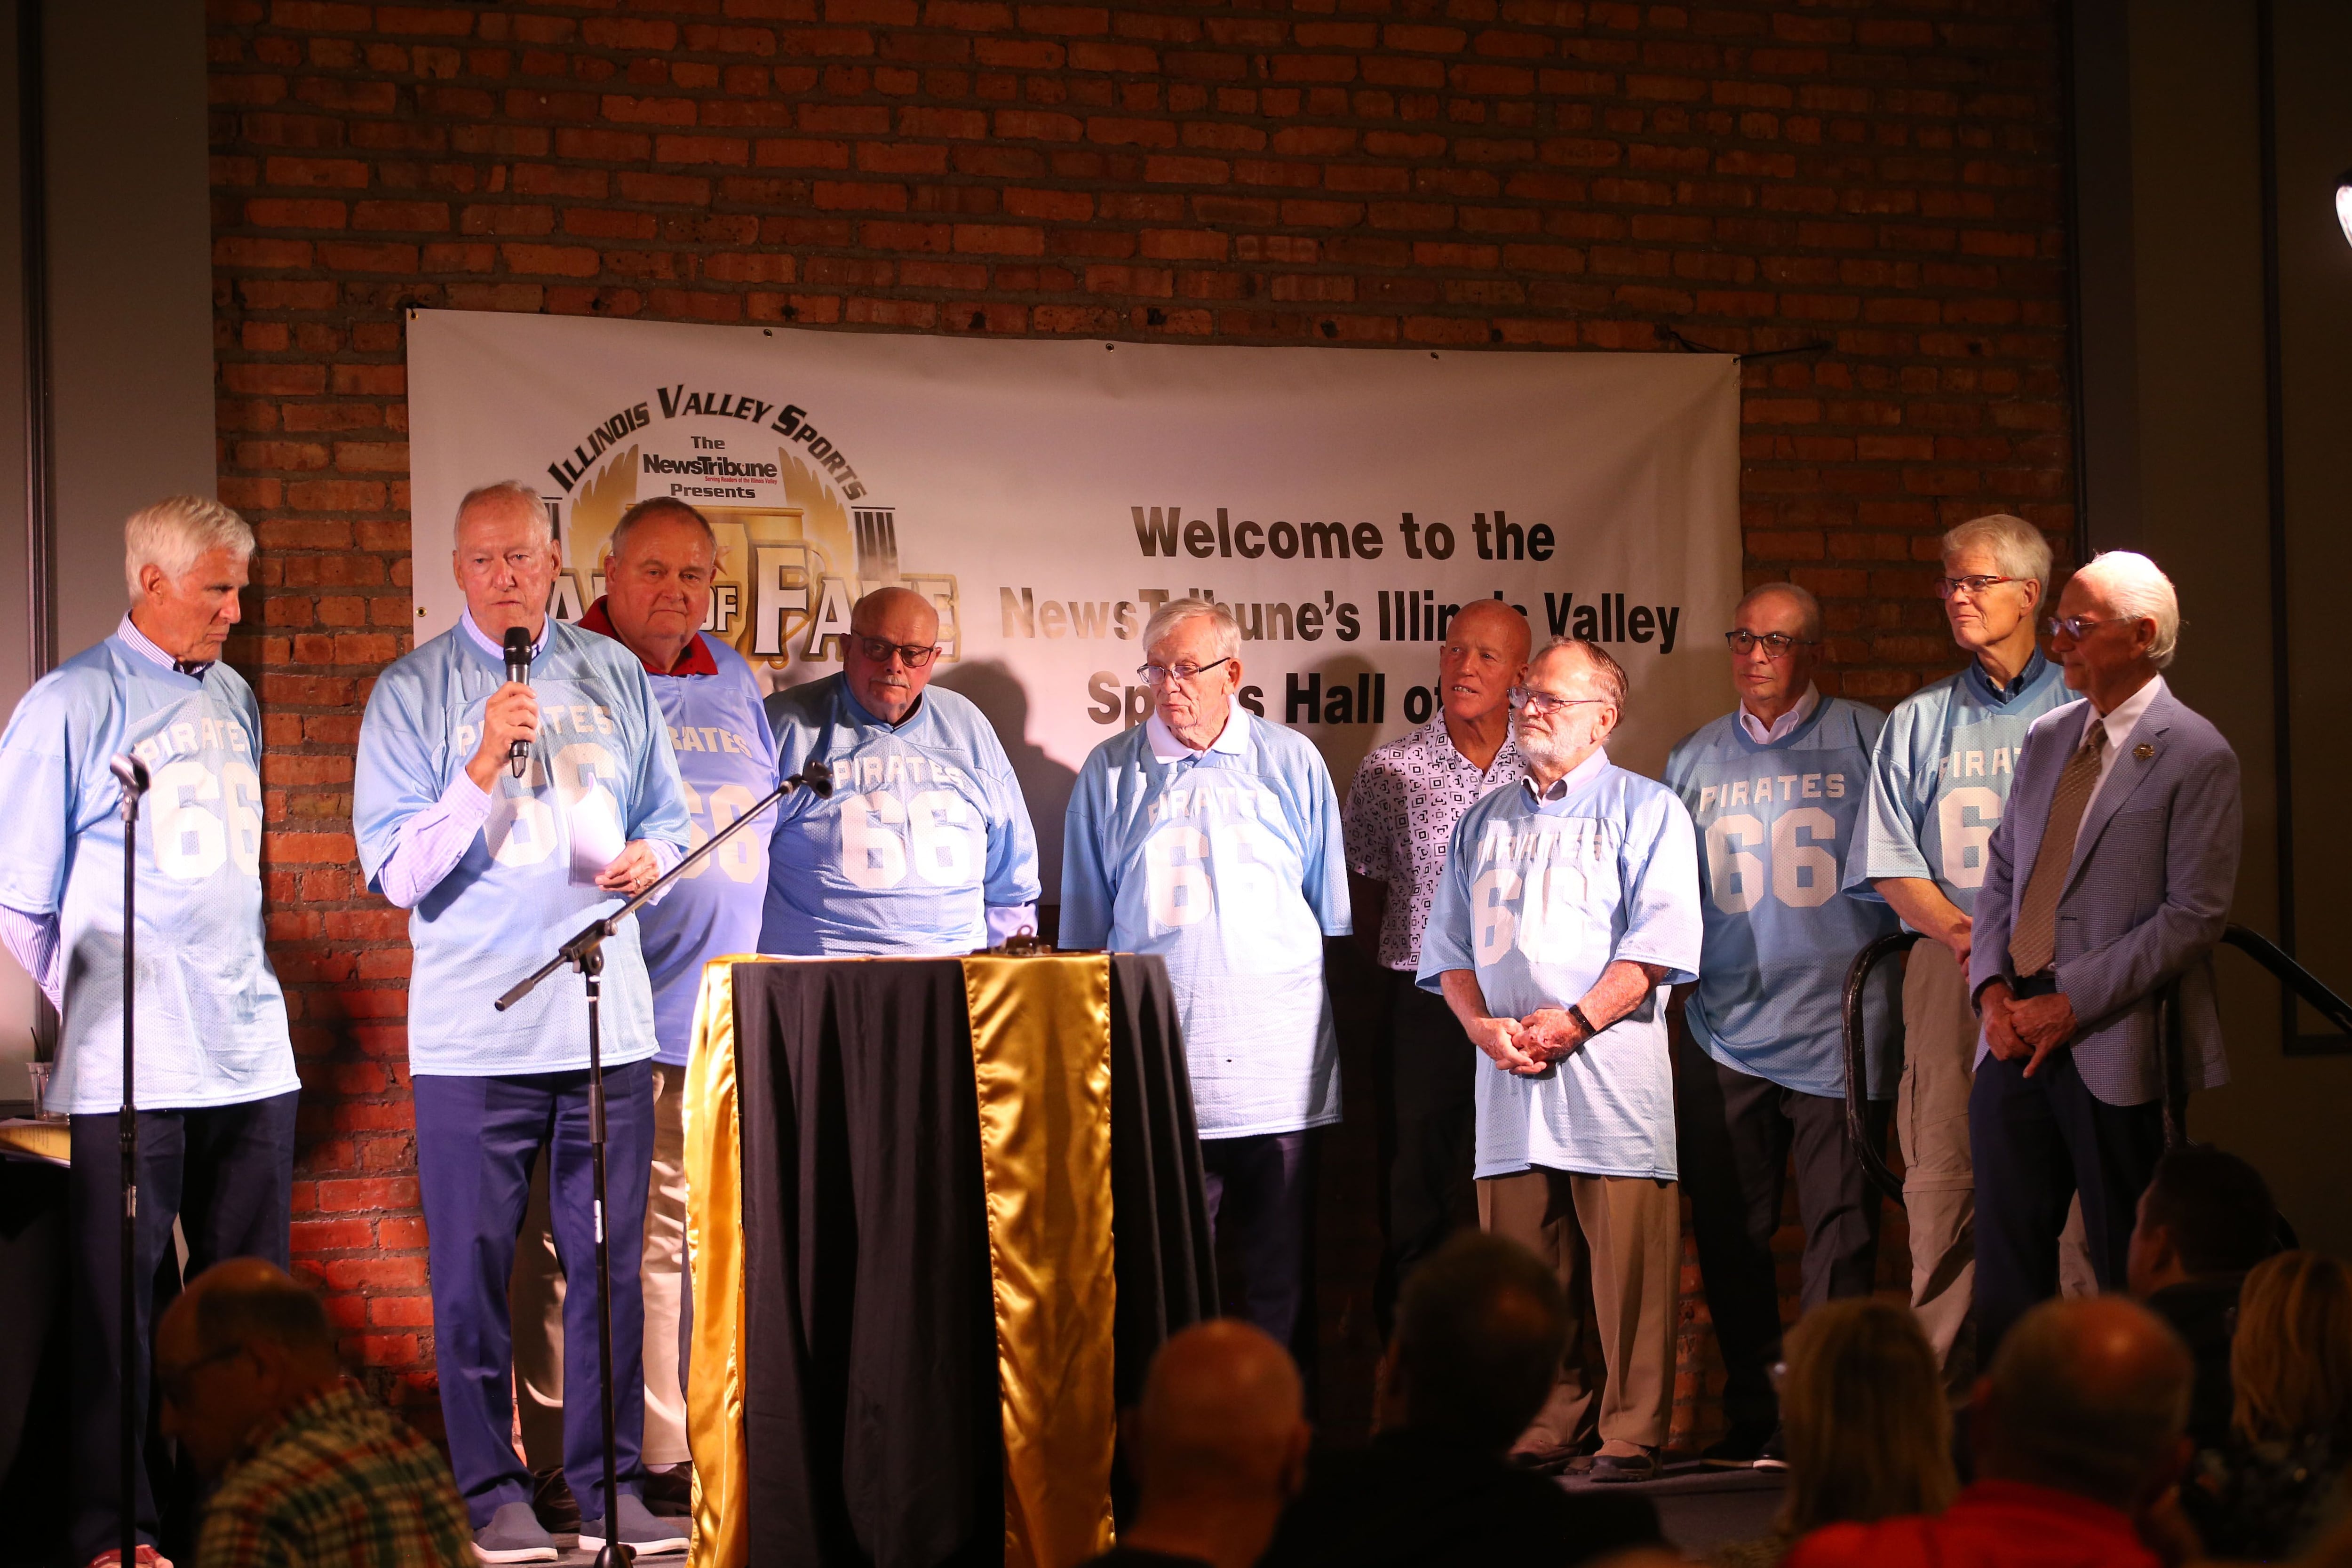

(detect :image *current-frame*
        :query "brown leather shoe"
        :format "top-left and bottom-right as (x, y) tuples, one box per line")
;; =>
(642, 1463), (695, 1518)
(530, 1466), (581, 1536)
(1588, 1445), (1660, 1484)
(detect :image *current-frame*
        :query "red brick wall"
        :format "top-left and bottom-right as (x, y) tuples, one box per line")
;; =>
(206, 0), (2071, 1440)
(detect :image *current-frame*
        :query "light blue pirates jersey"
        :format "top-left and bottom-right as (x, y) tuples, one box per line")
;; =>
(1417, 751), (1701, 1182)
(1848, 651), (2072, 916)
(352, 620), (691, 1075)
(759, 676), (1039, 956)
(0, 638), (297, 1114)
(1664, 699), (1901, 1099)
(636, 636), (777, 1067)
(1061, 713), (1351, 1140)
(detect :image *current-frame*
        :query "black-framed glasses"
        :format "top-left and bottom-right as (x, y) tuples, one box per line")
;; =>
(158, 1340), (250, 1408)
(1722, 630), (1816, 658)
(1511, 688), (1609, 719)
(854, 635), (941, 669)
(2046, 614), (2119, 641)
(1935, 573), (2021, 600)
(1137, 657), (1232, 689)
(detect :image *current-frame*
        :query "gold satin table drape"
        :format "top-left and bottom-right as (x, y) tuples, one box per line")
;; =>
(683, 954), (1121, 1568)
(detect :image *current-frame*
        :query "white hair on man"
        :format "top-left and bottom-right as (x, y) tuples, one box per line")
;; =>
(456, 479), (554, 539)
(1533, 636), (1629, 716)
(1735, 580), (1823, 642)
(1940, 512), (2054, 608)
(122, 496), (255, 603)
(1143, 597), (1242, 663)
(2072, 549), (2182, 669)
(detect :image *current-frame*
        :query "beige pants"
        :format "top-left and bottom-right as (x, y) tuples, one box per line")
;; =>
(1478, 1168), (1679, 1456)
(1899, 942), (2095, 1389)
(514, 1063), (691, 1469)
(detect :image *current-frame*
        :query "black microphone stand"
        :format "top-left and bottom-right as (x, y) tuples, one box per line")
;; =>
(493, 760), (833, 1566)
(107, 753), (150, 1568)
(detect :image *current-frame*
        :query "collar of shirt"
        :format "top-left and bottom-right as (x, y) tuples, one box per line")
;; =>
(1424, 716), (1522, 780)
(1147, 708), (1250, 764)
(1737, 683), (1820, 745)
(1965, 646), (2049, 705)
(2089, 672), (2164, 750)
(577, 596), (719, 677)
(1947, 1479), (2151, 1549)
(1522, 745), (1609, 805)
(461, 608), (547, 664)
(116, 613), (194, 675)
(839, 678), (927, 732)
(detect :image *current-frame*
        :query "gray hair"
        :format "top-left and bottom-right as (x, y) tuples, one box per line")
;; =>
(1736, 581), (1824, 643)
(1531, 637), (1629, 717)
(123, 496), (254, 603)
(1143, 597), (1241, 663)
(2073, 549), (2181, 669)
(1941, 513), (2053, 608)
(609, 496), (716, 559)
(456, 479), (554, 541)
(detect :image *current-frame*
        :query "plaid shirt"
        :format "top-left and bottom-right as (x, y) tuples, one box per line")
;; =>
(196, 1384), (474, 1568)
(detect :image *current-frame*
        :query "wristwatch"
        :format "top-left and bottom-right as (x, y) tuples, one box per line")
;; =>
(1566, 1003), (1597, 1039)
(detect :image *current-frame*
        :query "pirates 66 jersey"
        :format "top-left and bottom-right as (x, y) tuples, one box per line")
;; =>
(353, 619), (691, 1075)
(1664, 699), (1900, 1099)
(1060, 712), (1351, 1141)
(1418, 750), (1701, 1183)
(759, 676), (1039, 957)
(0, 637), (296, 1114)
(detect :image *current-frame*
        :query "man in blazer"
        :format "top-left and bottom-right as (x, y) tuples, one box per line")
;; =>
(1968, 549), (2240, 1359)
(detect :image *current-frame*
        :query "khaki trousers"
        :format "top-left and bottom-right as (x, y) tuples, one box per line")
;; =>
(514, 1062), (691, 1469)
(1478, 1168), (1679, 1456)
(1899, 942), (2095, 1389)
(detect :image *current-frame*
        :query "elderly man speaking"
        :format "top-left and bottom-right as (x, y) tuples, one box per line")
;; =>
(1062, 598), (1350, 1362)
(1969, 550), (2239, 1361)
(1419, 637), (1701, 1483)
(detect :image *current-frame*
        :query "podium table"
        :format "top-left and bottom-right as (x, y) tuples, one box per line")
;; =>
(683, 953), (1218, 1568)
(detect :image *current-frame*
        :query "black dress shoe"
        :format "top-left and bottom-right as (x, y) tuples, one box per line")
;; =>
(643, 1463), (695, 1518)
(1700, 1425), (1773, 1468)
(530, 1467), (580, 1537)
(1588, 1446), (1660, 1484)
(1753, 1427), (1788, 1471)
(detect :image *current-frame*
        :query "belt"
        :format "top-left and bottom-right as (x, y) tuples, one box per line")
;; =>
(2011, 972), (2058, 1000)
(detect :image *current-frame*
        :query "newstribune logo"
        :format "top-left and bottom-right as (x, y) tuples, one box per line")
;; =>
(535, 384), (958, 693)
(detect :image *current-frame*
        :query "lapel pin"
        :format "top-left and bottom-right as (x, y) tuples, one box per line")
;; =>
(2134, 743), (2154, 760)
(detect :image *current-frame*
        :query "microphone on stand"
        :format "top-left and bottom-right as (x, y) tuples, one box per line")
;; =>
(801, 758), (835, 799)
(503, 626), (533, 779)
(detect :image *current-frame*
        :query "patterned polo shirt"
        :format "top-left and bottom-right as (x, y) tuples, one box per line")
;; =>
(195, 1383), (475, 1568)
(1343, 718), (1526, 971)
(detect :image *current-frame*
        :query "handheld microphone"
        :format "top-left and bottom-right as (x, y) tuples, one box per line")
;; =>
(502, 626), (533, 779)
(109, 754), (151, 798)
(800, 759), (834, 799)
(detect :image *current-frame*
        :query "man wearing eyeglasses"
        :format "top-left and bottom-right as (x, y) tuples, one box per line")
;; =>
(1342, 598), (1530, 1336)
(1968, 551), (2238, 1360)
(1848, 512), (2076, 1386)
(1418, 638), (1702, 1483)
(1061, 598), (1351, 1366)
(759, 584), (1039, 955)
(1662, 582), (1899, 1469)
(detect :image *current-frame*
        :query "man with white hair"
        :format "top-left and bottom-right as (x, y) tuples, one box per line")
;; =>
(1418, 638), (1702, 1483)
(1851, 512), (2077, 1383)
(1663, 581), (1899, 1467)
(0, 496), (300, 1568)
(1969, 550), (2239, 1359)
(353, 480), (692, 1561)
(1062, 599), (1349, 1361)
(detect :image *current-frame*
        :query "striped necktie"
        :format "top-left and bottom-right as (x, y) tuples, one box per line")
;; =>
(2008, 720), (2109, 977)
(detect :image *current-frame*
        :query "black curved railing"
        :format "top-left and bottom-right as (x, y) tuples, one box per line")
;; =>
(1841, 923), (2352, 1209)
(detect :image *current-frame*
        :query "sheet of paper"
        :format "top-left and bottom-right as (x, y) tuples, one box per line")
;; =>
(567, 787), (628, 888)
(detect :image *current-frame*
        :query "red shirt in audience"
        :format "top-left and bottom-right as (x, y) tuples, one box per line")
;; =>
(1785, 1480), (2159, 1568)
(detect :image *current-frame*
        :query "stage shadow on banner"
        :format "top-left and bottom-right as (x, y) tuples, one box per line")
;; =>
(1295, 650), (1383, 796)
(935, 660), (1079, 904)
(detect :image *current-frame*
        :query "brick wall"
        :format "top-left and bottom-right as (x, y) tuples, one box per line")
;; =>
(206, 0), (2072, 1441)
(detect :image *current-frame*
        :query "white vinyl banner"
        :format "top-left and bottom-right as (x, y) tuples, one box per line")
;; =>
(407, 311), (1742, 894)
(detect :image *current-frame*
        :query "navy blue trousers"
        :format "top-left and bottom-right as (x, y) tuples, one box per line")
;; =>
(1202, 1129), (1317, 1379)
(69, 1090), (298, 1563)
(415, 1064), (653, 1529)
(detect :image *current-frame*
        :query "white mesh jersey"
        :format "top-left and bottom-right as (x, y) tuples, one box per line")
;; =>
(0, 637), (296, 1114)
(352, 621), (691, 1075)
(1061, 712), (1351, 1140)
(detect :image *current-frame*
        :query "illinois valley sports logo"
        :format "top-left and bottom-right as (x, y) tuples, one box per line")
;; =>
(537, 385), (960, 694)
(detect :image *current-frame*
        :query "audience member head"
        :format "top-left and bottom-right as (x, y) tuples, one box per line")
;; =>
(2230, 1251), (2352, 1451)
(844, 585), (944, 724)
(1121, 1320), (1309, 1568)
(155, 1258), (345, 1477)
(2128, 1145), (2281, 1297)
(1975, 1297), (2194, 1512)
(1776, 1298), (1958, 1536)
(123, 495), (255, 663)
(1379, 1230), (1569, 1453)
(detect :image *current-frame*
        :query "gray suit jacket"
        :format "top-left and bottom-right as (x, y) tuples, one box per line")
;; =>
(1969, 683), (2241, 1106)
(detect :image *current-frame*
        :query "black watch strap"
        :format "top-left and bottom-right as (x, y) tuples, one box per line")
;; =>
(1566, 1003), (1597, 1038)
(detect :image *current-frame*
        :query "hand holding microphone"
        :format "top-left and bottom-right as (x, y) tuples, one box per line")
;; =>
(463, 628), (542, 791)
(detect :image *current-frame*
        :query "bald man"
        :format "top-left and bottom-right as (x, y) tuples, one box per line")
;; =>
(760, 585), (1039, 955)
(1079, 1322), (1310, 1568)
(1344, 598), (1531, 1333)
(155, 1260), (472, 1567)
(1788, 1296), (2193, 1568)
